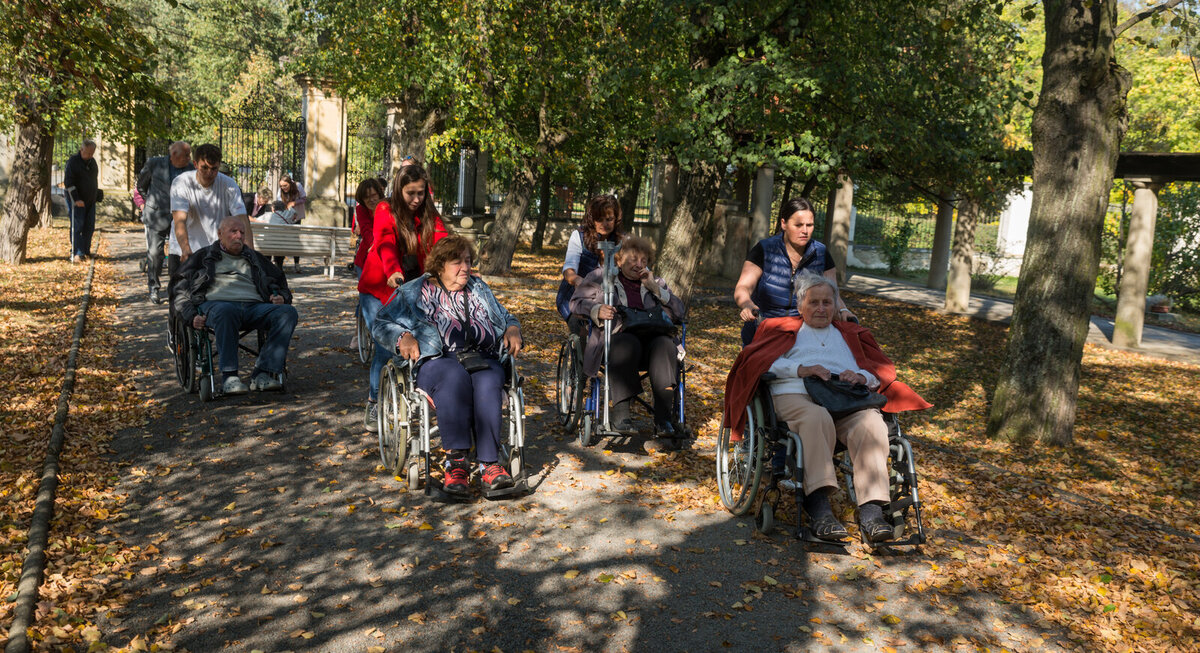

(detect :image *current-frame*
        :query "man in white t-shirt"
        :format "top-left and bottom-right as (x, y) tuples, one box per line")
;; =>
(168, 143), (252, 281)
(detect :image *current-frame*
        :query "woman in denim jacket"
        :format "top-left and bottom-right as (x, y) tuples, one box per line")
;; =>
(372, 235), (523, 497)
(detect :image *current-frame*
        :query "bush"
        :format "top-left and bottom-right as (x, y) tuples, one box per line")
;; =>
(881, 217), (917, 275)
(971, 243), (1007, 291)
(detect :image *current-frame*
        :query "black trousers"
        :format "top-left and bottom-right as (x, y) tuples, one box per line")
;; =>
(608, 331), (678, 421)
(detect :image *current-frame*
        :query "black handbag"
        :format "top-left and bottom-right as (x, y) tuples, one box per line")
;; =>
(618, 305), (677, 337)
(803, 374), (886, 419)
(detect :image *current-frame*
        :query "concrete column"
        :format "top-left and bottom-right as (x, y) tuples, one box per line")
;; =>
(926, 195), (954, 290)
(828, 171), (854, 285)
(0, 128), (15, 196)
(384, 98), (406, 182)
(474, 150), (489, 213)
(1113, 181), (1163, 348)
(749, 166), (774, 242)
(298, 76), (348, 227)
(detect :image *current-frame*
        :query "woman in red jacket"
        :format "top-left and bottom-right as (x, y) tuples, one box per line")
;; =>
(358, 163), (449, 432)
(351, 177), (386, 277)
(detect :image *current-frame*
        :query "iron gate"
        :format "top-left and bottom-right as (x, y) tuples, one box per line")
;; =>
(345, 118), (391, 195)
(218, 94), (305, 197)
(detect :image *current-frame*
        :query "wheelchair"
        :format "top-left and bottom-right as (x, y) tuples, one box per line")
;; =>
(716, 375), (925, 550)
(170, 310), (285, 401)
(567, 323), (692, 450)
(376, 354), (529, 500)
(354, 299), (373, 364)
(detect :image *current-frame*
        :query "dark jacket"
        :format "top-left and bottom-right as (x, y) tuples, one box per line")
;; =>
(171, 243), (292, 324)
(137, 156), (193, 230)
(63, 153), (99, 204)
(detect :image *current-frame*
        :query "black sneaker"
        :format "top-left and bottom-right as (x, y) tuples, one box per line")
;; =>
(443, 458), (471, 497)
(611, 400), (634, 433)
(149, 287), (161, 304)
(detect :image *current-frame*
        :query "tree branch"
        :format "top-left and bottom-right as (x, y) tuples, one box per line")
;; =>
(1116, 0), (1186, 37)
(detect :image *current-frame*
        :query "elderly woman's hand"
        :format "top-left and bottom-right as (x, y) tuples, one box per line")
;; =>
(503, 325), (523, 357)
(397, 332), (421, 361)
(597, 304), (617, 321)
(387, 271), (405, 288)
(638, 268), (661, 296)
(838, 370), (867, 386)
(796, 364), (831, 380)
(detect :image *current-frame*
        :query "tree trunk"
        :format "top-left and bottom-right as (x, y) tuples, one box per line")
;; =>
(927, 194), (954, 290)
(531, 167), (551, 253)
(827, 171), (854, 285)
(987, 0), (1132, 446)
(479, 164), (536, 275)
(656, 162), (725, 305)
(617, 158), (645, 225)
(390, 93), (442, 173)
(945, 198), (978, 313)
(652, 156), (679, 248)
(0, 120), (53, 263)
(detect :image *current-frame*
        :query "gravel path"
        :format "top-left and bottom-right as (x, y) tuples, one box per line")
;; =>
(94, 224), (1072, 652)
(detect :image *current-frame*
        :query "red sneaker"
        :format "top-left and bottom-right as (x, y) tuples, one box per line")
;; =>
(480, 463), (513, 492)
(443, 458), (471, 497)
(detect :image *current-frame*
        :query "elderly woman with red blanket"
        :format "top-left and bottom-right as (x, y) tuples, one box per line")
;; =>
(723, 272), (930, 542)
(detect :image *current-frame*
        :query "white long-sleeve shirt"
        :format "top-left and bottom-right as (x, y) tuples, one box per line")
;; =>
(767, 323), (878, 396)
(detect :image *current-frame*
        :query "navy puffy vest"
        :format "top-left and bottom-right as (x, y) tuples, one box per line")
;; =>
(751, 233), (829, 318)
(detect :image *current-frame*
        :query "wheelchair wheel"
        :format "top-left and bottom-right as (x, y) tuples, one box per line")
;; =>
(555, 338), (584, 431)
(407, 459), (421, 490)
(755, 501), (775, 535)
(716, 401), (766, 516)
(198, 374), (215, 402)
(172, 320), (197, 393)
(355, 303), (372, 364)
(578, 413), (596, 448)
(377, 364), (409, 476)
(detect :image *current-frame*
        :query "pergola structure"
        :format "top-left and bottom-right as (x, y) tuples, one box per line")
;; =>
(1111, 152), (1200, 348)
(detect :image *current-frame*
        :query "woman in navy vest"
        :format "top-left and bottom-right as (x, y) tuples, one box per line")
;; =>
(734, 198), (856, 345)
(555, 195), (625, 332)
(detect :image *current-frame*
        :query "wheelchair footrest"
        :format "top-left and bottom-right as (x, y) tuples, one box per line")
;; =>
(483, 478), (529, 500)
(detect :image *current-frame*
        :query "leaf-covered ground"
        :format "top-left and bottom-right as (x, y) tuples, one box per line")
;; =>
(1, 230), (1197, 652)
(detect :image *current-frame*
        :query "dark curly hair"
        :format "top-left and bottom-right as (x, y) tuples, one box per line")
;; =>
(581, 194), (624, 253)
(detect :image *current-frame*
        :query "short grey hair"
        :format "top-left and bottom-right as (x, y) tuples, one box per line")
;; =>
(794, 271), (837, 303)
(168, 141), (190, 156)
(81, 139), (97, 150)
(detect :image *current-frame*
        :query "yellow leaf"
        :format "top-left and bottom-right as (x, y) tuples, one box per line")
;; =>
(763, 575), (778, 586)
(418, 522), (433, 530)
(564, 570), (580, 579)
(597, 573), (614, 583)
(507, 598), (520, 605)
(368, 648), (386, 653)
(223, 502), (236, 511)
(882, 614), (901, 625)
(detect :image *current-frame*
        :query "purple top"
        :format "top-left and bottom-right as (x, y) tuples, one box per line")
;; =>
(618, 274), (645, 310)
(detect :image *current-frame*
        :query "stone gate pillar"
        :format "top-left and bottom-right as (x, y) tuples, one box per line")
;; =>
(749, 166), (774, 243)
(1113, 180), (1163, 349)
(297, 76), (348, 227)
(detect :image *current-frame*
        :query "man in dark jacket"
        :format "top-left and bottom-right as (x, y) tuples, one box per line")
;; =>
(137, 141), (193, 304)
(63, 140), (100, 262)
(172, 216), (297, 394)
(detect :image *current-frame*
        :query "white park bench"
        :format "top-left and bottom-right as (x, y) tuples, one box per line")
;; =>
(250, 223), (354, 278)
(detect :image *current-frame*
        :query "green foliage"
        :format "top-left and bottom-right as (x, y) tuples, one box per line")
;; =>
(0, 0), (181, 142)
(1151, 182), (1200, 311)
(880, 217), (917, 275)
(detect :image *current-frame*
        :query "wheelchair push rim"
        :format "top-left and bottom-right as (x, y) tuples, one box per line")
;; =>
(355, 303), (372, 365)
(377, 363), (410, 476)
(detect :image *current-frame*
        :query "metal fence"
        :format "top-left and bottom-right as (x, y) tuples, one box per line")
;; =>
(217, 94), (306, 198)
(51, 133), (86, 191)
(345, 118), (390, 198)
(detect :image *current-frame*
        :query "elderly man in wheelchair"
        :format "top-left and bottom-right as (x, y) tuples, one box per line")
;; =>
(171, 215), (296, 397)
(720, 272), (930, 547)
(372, 235), (526, 499)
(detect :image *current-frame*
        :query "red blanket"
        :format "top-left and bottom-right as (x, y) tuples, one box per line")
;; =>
(723, 317), (932, 438)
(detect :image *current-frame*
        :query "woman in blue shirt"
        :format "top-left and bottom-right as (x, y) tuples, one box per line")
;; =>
(733, 198), (856, 345)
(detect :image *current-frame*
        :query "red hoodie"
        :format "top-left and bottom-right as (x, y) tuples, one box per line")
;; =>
(723, 316), (931, 439)
(357, 200), (448, 303)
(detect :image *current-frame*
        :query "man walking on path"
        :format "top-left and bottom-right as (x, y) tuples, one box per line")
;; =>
(138, 141), (193, 304)
(64, 139), (100, 262)
(169, 143), (251, 281)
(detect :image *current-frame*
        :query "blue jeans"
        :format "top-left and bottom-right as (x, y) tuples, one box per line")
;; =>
(416, 357), (505, 463)
(360, 292), (392, 401)
(68, 202), (96, 258)
(200, 301), (298, 376)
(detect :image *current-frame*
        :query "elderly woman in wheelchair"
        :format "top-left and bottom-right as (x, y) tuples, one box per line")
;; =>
(720, 272), (931, 546)
(569, 236), (688, 448)
(372, 235), (525, 499)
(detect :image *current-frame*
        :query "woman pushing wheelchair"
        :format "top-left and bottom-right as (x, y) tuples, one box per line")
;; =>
(372, 235), (524, 498)
(723, 272), (930, 544)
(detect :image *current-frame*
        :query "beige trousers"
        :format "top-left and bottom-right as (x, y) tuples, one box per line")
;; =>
(771, 393), (890, 505)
